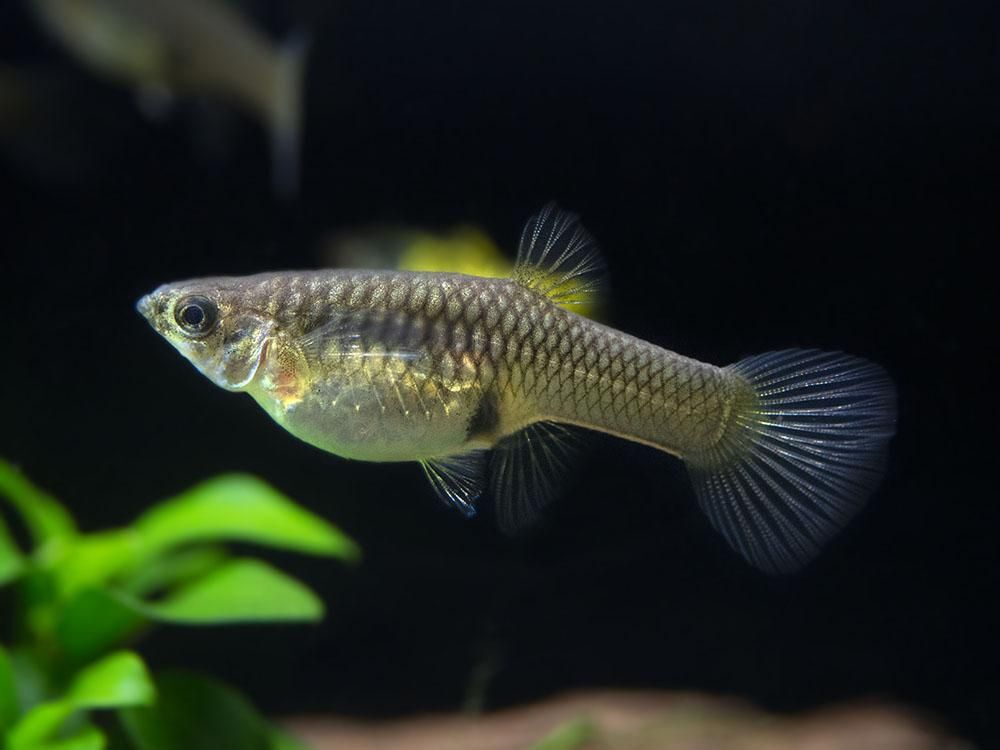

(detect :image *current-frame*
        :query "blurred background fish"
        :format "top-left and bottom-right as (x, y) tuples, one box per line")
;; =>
(26, 0), (307, 197)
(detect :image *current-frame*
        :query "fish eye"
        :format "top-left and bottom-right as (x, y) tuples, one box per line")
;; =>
(174, 296), (218, 336)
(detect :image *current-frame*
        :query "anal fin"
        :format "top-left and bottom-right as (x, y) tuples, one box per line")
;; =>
(489, 422), (580, 534)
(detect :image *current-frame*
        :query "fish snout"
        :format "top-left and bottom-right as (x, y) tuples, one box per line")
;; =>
(135, 290), (168, 326)
(135, 293), (155, 322)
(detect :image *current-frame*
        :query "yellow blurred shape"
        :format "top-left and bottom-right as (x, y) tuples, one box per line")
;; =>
(397, 228), (600, 319)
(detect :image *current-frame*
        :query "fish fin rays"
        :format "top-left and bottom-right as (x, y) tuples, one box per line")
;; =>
(685, 349), (898, 575)
(297, 310), (426, 370)
(421, 451), (489, 518)
(420, 423), (582, 532)
(511, 203), (606, 307)
(489, 422), (581, 534)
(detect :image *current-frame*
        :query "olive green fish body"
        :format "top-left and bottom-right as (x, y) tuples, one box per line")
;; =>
(209, 270), (735, 466)
(225, 270), (503, 463)
(139, 206), (896, 574)
(507, 308), (736, 458)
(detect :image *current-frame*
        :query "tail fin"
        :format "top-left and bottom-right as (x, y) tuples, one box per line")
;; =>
(686, 350), (897, 574)
(268, 33), (308, 199)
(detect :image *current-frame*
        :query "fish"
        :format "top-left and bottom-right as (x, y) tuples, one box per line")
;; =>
(27, 0), (306, 197)
(137, 205), (898, 574)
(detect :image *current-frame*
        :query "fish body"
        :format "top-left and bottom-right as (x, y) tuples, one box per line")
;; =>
(29, 0), (305, 195)
(139, 206), (897, 573)
(142, 269), (727, 462)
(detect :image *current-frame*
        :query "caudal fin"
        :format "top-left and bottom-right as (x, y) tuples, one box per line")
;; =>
(685, 350), (897, 574)
(268, 34), (308, 199)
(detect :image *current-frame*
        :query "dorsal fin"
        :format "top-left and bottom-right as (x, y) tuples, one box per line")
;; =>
(512, 203), (605, 307)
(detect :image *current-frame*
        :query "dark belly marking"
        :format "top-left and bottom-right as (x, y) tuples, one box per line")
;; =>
(466, 389), (500, 441)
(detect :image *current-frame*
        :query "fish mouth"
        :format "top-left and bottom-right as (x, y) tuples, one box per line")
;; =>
(136, 293), (154, 321)
(135, 292), (164, 324)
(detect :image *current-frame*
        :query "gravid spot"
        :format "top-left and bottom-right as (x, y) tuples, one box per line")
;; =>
(467, 390), (500, 441)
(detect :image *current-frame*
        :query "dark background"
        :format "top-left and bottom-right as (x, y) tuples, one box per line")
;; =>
(2, 0), (996, 745)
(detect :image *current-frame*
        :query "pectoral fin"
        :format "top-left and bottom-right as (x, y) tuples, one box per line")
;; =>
(420, 423), (581, 530)
(420, 451), (489, 518)
(296, 309), (427, 369)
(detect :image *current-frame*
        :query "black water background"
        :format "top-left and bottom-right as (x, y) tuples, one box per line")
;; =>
(1, 0), (996, 745)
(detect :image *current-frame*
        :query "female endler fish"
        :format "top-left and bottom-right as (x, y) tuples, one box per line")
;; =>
(138, 206), (897, 574)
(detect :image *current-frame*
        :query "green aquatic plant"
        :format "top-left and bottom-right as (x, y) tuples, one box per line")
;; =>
(0, 458), (358, 750)
(528, 716), (596, 750)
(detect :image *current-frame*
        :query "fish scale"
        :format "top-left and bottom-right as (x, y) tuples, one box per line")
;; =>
(209, 269), (734, 459)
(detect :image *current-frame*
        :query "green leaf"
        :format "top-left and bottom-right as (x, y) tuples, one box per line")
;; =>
(120, 671), (271, 750)
(53, 530), (141, 596)
(135, 474), (359, 561)
(7, 648), (47, 712)
(122, 559), (324, 624)
(56, 589), (146, 664)
(0, 459), (76, 546)
(8, 652), (154, 747)
(120, 546), (229, 598)
(7, 701), (75, 748)
(8, 716), (107, 750)
(19, 567), (62, 643)
(56, 556), (324, 652)
(33, 724), (106, 750)
(67, 651), (155, 710)
(0, 644), (18, 733)
(0, 514), (25, 586)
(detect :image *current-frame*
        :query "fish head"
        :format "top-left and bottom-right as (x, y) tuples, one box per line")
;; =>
(136, 279), (273, 391)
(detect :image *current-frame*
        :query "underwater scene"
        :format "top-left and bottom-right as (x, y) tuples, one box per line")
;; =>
(1, 1), (995, 748)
